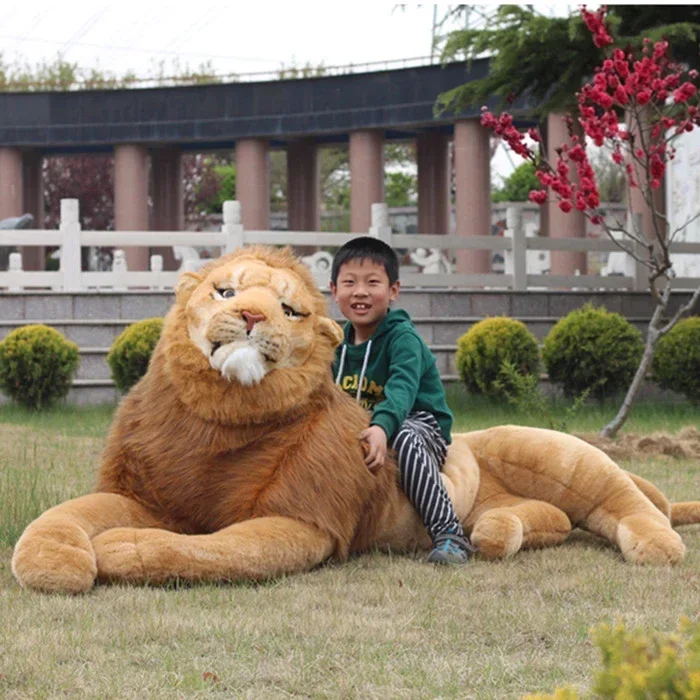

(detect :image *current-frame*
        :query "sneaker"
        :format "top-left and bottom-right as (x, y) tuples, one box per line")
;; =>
(427, 532), (476, 566)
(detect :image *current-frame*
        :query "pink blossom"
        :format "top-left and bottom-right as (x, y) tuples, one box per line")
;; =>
(528, 190), (547, 205)
(613, 86), (628, 105)
(650, 156), (665, 179)
(479, 10), (700, 221)
(636, 90), (651, 105)
(568, 145), (586, 162)
(559, 200), (573, 213)
(673, 82), (697, 104)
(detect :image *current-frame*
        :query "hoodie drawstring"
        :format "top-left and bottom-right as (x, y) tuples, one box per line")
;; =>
(356, 339), (372, 403)
(335, 339), (373, 404)
(334, 344), (347, 385)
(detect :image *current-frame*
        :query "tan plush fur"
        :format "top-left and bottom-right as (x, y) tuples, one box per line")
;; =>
(11, 247), (700, 594)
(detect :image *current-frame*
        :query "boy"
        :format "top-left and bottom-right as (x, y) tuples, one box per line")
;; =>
(329, 236), (475, 565)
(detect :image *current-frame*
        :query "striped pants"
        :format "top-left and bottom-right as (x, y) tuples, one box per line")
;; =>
(390, 411), (465, 542)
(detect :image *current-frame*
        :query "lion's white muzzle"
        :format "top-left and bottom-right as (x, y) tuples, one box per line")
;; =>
(211, 344), (267, 385)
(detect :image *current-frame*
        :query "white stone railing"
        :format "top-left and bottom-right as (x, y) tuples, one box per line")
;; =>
(1, 199), (699, 292)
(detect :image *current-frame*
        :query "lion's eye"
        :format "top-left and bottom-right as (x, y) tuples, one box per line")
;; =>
(281, 303), (299, 319)
(216, 288), (236, 299)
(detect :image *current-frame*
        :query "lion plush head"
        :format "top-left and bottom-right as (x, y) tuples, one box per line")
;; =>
(156, 246), (345, 424)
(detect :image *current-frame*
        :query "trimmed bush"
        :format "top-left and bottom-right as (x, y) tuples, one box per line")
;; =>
(107, 318), (164, 393)
(525, 618), (700, 699)
(542, 304), (643, 401)
(652, 316), (700, 403)
(0, 324), (79, 410)
(455, 317), (540, 398)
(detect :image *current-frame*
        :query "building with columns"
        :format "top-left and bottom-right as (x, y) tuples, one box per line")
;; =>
(0, 60), (656, 277)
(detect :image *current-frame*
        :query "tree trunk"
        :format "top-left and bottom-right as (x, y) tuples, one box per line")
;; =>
(600, 310), (663, 438)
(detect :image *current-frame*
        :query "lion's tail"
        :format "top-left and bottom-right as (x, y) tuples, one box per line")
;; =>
(671, 502), (700, 527)
(626, 471), (700, 527)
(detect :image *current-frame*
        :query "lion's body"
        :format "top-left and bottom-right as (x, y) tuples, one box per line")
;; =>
(98, 341), (399, 556)
(11, 247), (700, 594)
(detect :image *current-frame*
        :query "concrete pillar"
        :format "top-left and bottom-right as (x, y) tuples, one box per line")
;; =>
(629, 175), (665, 246)
(627, 107), (666, 249)
(114, 144), (150, 271)
(0, 148), (24, 276)
(454, 119), (491, 273)
(349, 129), (384, 232)
(417, 132), (450, 235)
(235, 138), (270, 229)
(287, 139), (320, 230)
(538, 118), (549, 238)
(151, 146), (182, 271)
(21, 151), (45, 271)
(546, 112), (587, 276)
(0, 147), (23, 220)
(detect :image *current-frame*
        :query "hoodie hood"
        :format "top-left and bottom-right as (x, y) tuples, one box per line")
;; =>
(340, 308), (413, 345)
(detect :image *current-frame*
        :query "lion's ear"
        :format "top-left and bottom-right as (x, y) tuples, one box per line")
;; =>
(317, 317), (344, 348)
(175, 272), (203, 306)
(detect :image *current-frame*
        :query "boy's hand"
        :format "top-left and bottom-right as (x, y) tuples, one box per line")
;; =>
(359, 425), (387, 472)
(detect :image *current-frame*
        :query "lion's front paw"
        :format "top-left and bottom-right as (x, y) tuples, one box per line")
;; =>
(93, 528), (149, 584)
(12, 522), (97, 594)
(617, 515), (686, 565)
(470, 509), (524, 560)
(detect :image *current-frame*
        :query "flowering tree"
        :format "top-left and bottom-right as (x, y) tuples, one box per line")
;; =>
(480, 5), (700, 437)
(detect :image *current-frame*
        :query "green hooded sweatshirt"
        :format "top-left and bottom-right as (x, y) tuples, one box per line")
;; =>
(332, 309), (453, 444)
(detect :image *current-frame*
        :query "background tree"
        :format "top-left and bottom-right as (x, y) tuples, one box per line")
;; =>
(43, 156), (114, 230)
(479, 7), (700, 438)
(491, 162), (541, 202)
(385, 172), (417, 207)
(588, 147), (626, 204)
(183, 154), (236, 217)
(435, 5), (700, 117)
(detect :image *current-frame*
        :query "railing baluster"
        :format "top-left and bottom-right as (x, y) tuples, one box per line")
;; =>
(1, 198), (698, 292)
(59, 199), (82, 292)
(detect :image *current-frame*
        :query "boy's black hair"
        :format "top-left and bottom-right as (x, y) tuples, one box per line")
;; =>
(330, 236), (399, 285)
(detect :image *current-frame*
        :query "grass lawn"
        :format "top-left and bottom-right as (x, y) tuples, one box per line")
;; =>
(1, 394), (699, 699)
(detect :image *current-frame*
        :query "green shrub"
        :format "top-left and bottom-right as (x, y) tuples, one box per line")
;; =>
(542, 304), (643, 401)
(525, 618), (700, 699)
(107, 318), (163, 392)
(497, 361), (589, 433)
(652, 316), (700, 403)
(455, 317), (540, 398)
(0, 324), (79, 410)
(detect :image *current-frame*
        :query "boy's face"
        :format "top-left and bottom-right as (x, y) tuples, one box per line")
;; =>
(330, 258), (400, 339)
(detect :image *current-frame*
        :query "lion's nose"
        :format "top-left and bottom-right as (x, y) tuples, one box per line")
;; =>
(241, 310), (266, 333)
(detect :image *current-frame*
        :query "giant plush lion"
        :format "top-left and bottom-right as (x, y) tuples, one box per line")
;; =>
(12, 247), (700, 594)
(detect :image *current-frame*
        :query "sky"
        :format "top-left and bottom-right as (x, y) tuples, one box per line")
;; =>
(0, 2), (571, 182)
(0, 3), (444, 79)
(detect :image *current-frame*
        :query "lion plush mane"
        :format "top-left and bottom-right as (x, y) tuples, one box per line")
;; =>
(12, 246), (699, 594)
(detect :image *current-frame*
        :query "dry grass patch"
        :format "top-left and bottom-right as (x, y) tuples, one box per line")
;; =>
(0, 425), (101, 545)
(579, 426), (700, 461)
(1, 423), (699, 698)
